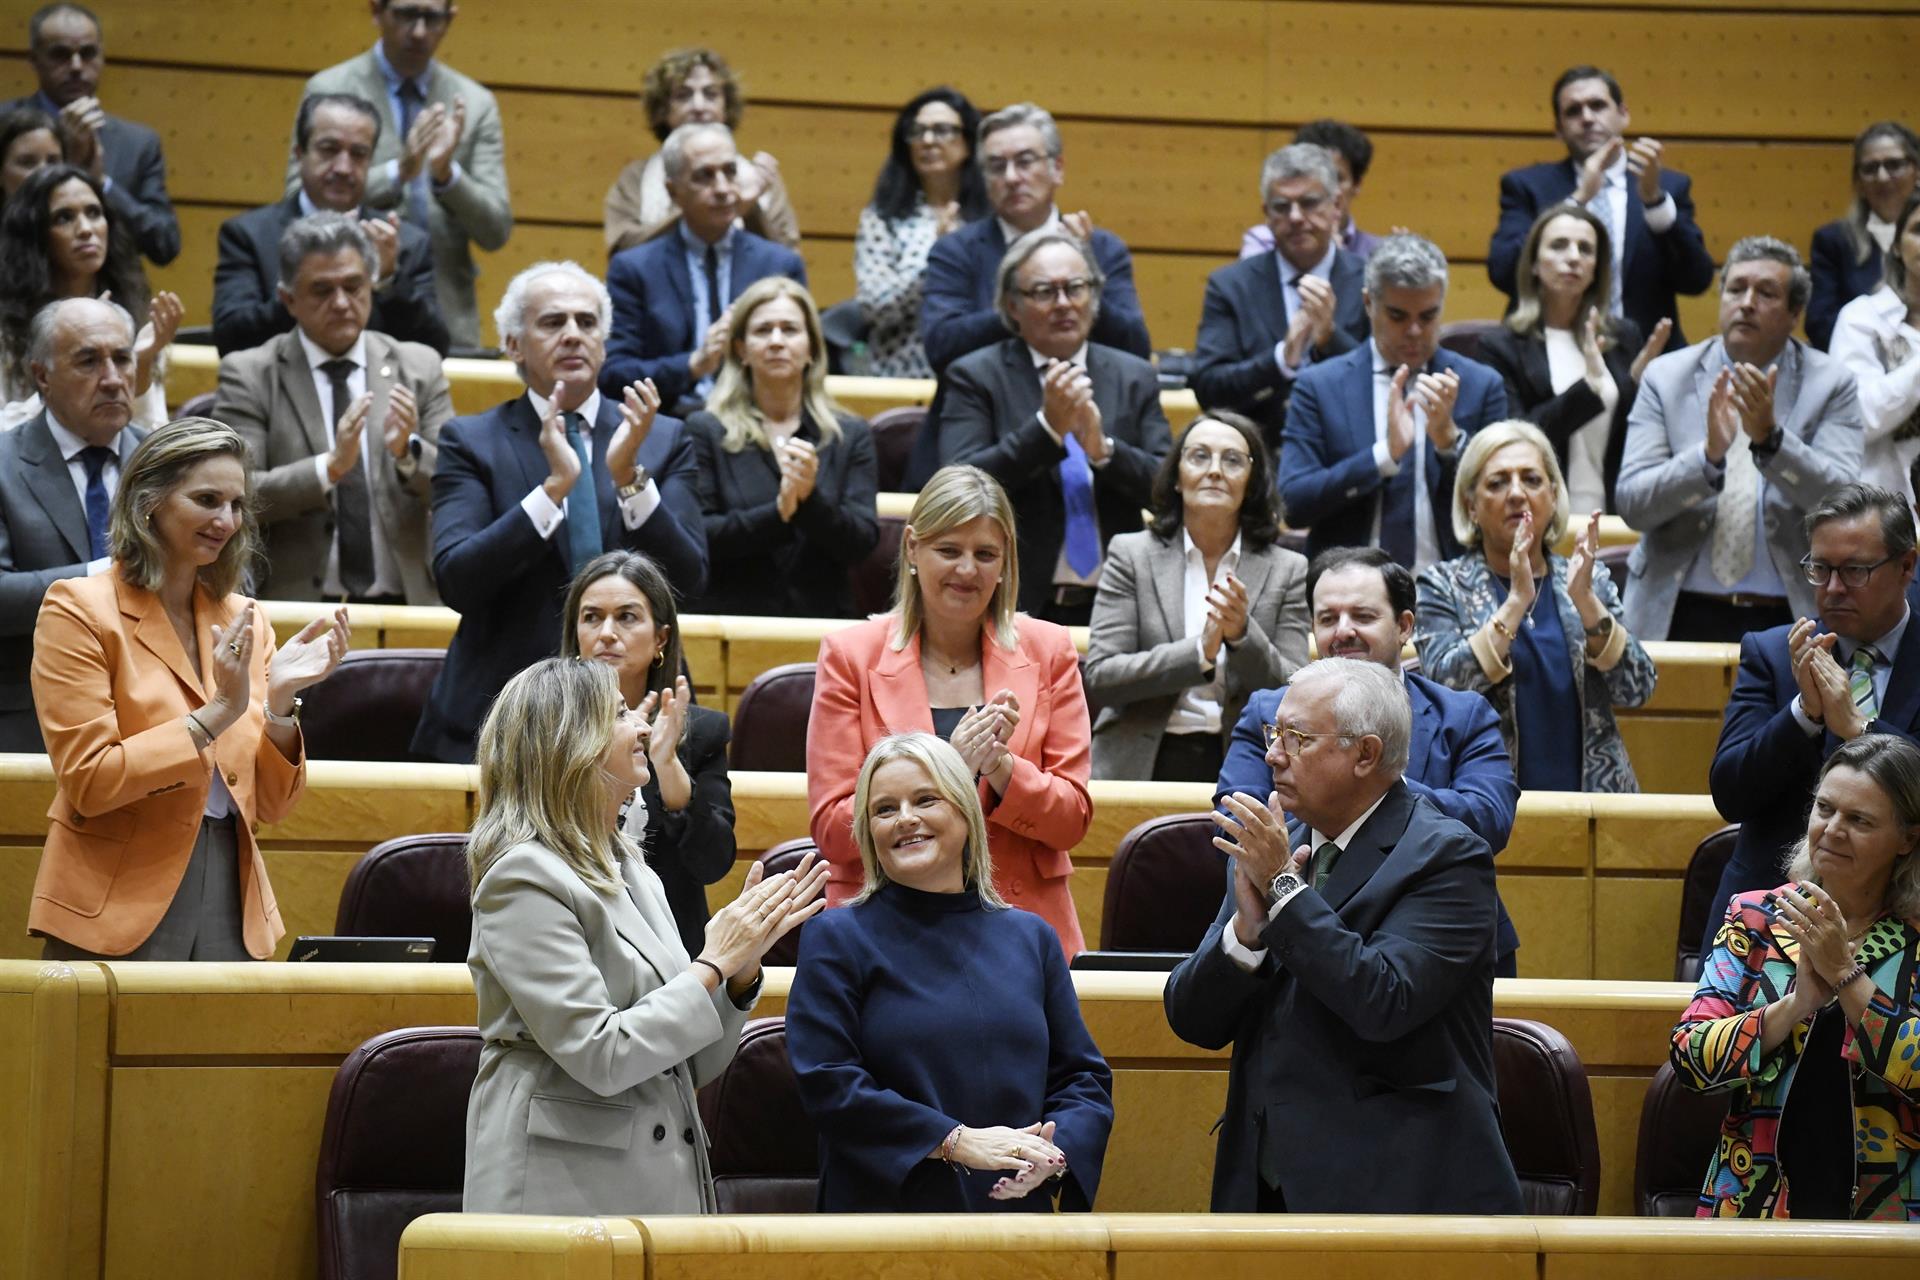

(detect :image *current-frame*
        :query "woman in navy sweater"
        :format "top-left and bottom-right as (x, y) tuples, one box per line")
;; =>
(785, 732), (1112, 1211)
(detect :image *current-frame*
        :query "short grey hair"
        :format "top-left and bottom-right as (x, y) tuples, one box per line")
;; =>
(1722, 235), (1812, 313)
(1259, 142), (1339, 204)
(660, 121), (733, 183)
(492, 260), (612, 351)
(1286, 656), (1411, 776)
(276, 211), (374, 288)
(1364, 232), (1450, 298)
(994, 229), (1103, 331)
(978, 101), (1062, 159)
(27, 295), (133, 370)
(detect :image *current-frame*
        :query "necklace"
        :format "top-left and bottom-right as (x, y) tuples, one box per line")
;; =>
(921, 642), (970, 676)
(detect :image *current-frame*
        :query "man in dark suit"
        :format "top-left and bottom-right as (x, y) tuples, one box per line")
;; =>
(213, 93), (448, 356)
(603, 121), (806, 413)
(1166, 656), (1523, 1214)
(1217, 547), (1520, 974)
(1705, 483), (1920, 961)
(1192, 143), (1369, 454)
(0, 296), (144, 749)
(3, 3), (177, 264)
(1487, 65), (1714, 348)
(1277, 234), (1508, 570)
(412, 262), (708, 764)
(938, 230), (1168, 625)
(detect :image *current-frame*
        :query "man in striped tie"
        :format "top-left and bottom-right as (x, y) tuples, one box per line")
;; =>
(1706, 483), (1920, 960)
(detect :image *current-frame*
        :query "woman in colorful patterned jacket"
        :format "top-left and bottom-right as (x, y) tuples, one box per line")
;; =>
(1671, 733), (1920, 1219)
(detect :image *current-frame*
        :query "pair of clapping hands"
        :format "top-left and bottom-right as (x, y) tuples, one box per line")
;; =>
(941, 1119), (1068, 1200)
(1790, 618), (1873, 739)
(1211, 788), (1310, 948)
(535, 377), (662, 503)
(949, 689), (1020, 784)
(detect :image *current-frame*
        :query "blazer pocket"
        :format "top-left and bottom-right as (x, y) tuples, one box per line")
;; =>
(1032, 843), (1074, 881)
(527, 1093), (637, 1150)
(39, 811), (139, 916)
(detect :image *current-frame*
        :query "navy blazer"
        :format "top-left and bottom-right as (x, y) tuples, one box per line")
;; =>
(1475, 320), (1642, 513)
(1807, 219), (1885, 353)
(1191, 247), (1370, 451)
(602, 230), (807, 408)
(1217, 672), (1520, 962)
(210, 196), (449, 356)
(1487, 160), (1715, 348)
(1276, 344), (1508, 562)
(2, 96), (178, 265)
(410, 394), (707, 763)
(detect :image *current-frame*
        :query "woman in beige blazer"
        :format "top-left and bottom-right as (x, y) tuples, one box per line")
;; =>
(462, 658), (825, 1217)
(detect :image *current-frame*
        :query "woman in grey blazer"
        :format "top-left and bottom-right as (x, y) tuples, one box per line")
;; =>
(1084, 411), (1309, 781)
(462, 658), (826, 1217)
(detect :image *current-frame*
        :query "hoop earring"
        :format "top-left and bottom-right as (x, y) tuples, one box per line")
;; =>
(652, 650), (665, 668)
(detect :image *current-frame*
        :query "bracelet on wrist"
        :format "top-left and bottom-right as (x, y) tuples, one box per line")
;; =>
(691, 957), (725, 985)
(940, 1124), (964, 1166)
(1829, 961), (1869, 999)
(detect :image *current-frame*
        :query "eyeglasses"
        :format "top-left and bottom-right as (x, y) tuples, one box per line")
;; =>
(984, 150), (1050, 178)
(1858, 157), (1915, 180)
(1180, 445), (1252, 475)
(1264, 194), (1330, 219)
(1016, 278), (1095, 305)
(1261, 722), (1350, 756)
(385, 4), (452, 29)
(909, 123), (963, 143)
(1801, 555), (1895, 587)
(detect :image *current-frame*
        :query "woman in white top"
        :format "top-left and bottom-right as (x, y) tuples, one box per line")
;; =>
(1475, 205), (1669, 515)
(1829, 190), (1920, 505)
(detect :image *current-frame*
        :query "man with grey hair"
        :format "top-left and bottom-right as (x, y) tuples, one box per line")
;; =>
(1277, 233), (1508, 569)
(1194, 142), (1371, 453)
(603, 121), (806, 413)
(1165, 655), (1520, 1214)
(412, 261), (706, 763)
(214, 211), (453, 609)
(0, 296), (144, 748)
(1616, 236), (1864, 642)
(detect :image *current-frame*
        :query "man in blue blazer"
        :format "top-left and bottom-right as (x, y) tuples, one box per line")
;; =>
(1215, 547), (1520, 974)
(602, 122), (805, 413)
(1193, 143), (1369, 455)
(1277, 234), (1507, 570)
(1705, 484), (1920, 962)
(412, 262), (707, 764)
(1487, 66), (1714, 349)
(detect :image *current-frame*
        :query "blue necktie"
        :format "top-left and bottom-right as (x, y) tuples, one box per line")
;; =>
(79, 445), (113, 559)
(1059, 434), (1100, 576)
(564, 413), (603, 572)
(397, 78), (431, 230)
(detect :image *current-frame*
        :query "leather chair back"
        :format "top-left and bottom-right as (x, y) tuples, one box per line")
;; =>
(1492, 1016), (1602, 1215)
(1634, 1060), (1730, 1216)
(1100, 813), (1227, 952)
(696, 1016), (820, 1212)
(177, 391), (217, 420)
(758, 838), (817, 967)
(335, 834), (473, 963)
(731, 663), (817, 773)
(868, 406), (924, 494)
(1598, 543), (1633, 600)
(317, 1026), (481, 1280)
(1438, 319), (1504, 364)
(848, 514), (905, 617)
(1675, 825), (1739, 982)
(300, 649), (445, 760)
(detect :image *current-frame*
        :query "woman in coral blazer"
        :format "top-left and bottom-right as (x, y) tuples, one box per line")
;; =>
(807, 466), (1092, 957)
(29, 419), (348, 960)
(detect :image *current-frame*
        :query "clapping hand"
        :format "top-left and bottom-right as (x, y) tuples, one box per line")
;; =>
(1283, 275), (1336, 366)
(536, 379), (583, 502)
(327, 393), (372, 483)
(134, 291), (183, 396)
(1625, 137), (1666, 206)
(689, 311), (731, 379)
(1411, 368), (1461, 450)
(382, 384), (419, 459)
(1508, 508), (1540, 612)
(698, 853), (830, 981)
(1806, 644), (1867, 740)
(267, 606), (351, 704)
(203, 601), (258, 736)
(1060, 210), (1094, 242)
(360, 214), (401, 282)
(775, 437), (819, 521)
(1629, 318), (1674, 382)
(57, 97), (106, 179)
(1385, 366), (1417, 462)
(1727, 363), (1779, 444)
(1040, 360), (1106, 458)
(604, 378), (661, 489)
(1578, 310), (1609, 386)
(1573, 138), (1622, 205)
(1565, 510), (1603, 611)
(1199, 573), (1250, 665)
(425, 98), (466, 184)
(1788, 617), (1836, 725)
(1705, 367), (1740, 464)
(1768, 879), (1856, 1009)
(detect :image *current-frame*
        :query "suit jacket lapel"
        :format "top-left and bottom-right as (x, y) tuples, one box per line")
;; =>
(1321, 782), (1413, 912)
(1003, 341), (1046, 428)
(870, 636), (936, 736)
(1146, 535), (1186, 641)
(122, 574), (206, 699)
(1258, 251), (1291, 346)
(665, 243), (697, 344)
(983, 632), (1041, 762)
(1341, 348), (1376, 459)
(17, 415), (91, 561)
(1623, 181), (1647, 275)
(614, 857), (689, 984)
(1406, 677), (1440, 780)
(1876, 603), (1920, 733)
(278, 337), (331, 458)
(589, 399), (624, 543)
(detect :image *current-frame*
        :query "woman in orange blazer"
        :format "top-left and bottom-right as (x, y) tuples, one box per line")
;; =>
(807, 465), (1092, 956)
(30, 418), (349, 960)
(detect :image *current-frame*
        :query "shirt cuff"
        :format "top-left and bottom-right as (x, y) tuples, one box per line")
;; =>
(1790, 694), (1824, 736)
(617, 477), (662, 529)
(521, 485), (564, 539)
(1033, 408), (1065, 447)
(1374, 438), (1399, 476)
(1642, 192), (1678, 234)
(432, 161), (463, 194)
(1274, 338), (1305, 380)
(1699, 444), (1726, 482)
(1196, 635), (1214, 675)
(313, 454), (336, 493)
(86, 556), (112, 575)
(1219, 918), (1267, 970)
(386, 158), (402, 186)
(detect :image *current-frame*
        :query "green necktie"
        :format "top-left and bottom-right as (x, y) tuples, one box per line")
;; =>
(1311, 840), (1342, 892)
(1850, 645), (1881, 724)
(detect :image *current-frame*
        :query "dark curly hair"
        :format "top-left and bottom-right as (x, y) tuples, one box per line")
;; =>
(0, 163), (148, 391)
(869, 86), (990, 224)
(1147, 409), (1279, 552)
(640, 48), (743, 142)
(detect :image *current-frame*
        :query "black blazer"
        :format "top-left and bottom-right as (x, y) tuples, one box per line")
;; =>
(938, 338), (1169, 613)
(683, 408), (881, 618)
(1475, 319), (1642, 514)
(1190, 247), (1369, 451)
(1807, 219), (1886, 352)
(410, 394), (708, 763)
(211, 195), (449, 356)
(0, 96), (179, 265)
(1163, 782), (1523, 1214)
(635, 703), (736, 957)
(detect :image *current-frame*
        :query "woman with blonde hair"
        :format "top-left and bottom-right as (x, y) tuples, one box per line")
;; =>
(684, 276), (879, 617)
(29, 417), (349, 959)
(1413, 419), (1654, 792)
(805, 464), (1093, 956)
(463, 656), (826, 1217)
(787, 732), (1112, 1211)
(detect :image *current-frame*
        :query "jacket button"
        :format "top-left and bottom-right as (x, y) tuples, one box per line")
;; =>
(72, 814), (85, 827)
(225, 770), (238, 785)
(653, 1124), (666, 1142)
(683, 1127), (695, 1145)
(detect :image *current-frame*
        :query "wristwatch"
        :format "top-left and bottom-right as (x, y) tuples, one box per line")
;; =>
(1583, 614), (1616, 640)
(263, 697), (302, 727)
(1268, 870), (1304, 902)
(617, 467), (649, 501)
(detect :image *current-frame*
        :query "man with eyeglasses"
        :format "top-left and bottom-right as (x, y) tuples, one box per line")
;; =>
(1192, 144), (1370, 456)
(1706, 483), (1920, 961)
(214, 94), (448, 357)
(295, 0), (511, 350)
(1616, 237), (1864, 642)
(1, 3), (178, 265)
(937, 229), (1168, 625)
(1166, 655), (1522, 1214)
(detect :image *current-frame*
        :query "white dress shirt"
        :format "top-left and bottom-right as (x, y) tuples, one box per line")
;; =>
(517, 386), (663, 539)
(1165, 530), (1242, 735)
(1220, 788), (1392, 969)
(43, 409), (122, 576)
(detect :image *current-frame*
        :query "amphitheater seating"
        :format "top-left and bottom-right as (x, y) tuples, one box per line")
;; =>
(1099, 812), (1224, 952)
(729, 664), (818, 773)
(1674, 826), (1739, 982)
(300, 649), (446, 761)
(696, 1017), (820, 1213)
(1493, 1018), (1602, 1215)
(1633, 1060), (1732, 1217)
(333, 834), (474, 963)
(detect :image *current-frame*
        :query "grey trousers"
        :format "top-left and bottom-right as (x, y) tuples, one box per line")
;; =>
(41, 814), (253, 961)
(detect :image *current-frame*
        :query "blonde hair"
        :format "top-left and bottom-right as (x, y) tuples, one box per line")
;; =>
(892, 465), (1019, 651)
(850, 733), (1006, 907)
(111, 417), (259, 598)
(1451, 419), (1571, 549)
(704, 277), (846, 453)
(468, 658), (631, 896)
(1785, 733), (1920, 923)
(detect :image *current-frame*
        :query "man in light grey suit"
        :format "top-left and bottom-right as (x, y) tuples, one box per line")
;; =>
(1616, 236), (1863, 642)
(0, 296), (145, 749)
(292, 0), (511, 348)
(214, 213), (453, 604)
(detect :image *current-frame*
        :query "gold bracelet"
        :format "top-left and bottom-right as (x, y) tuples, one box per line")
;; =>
(1489, 616), (1516, 643)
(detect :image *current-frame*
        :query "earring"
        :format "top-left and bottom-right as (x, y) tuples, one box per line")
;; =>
(652, 651), (665, 668)
(909, 565), (918, 576)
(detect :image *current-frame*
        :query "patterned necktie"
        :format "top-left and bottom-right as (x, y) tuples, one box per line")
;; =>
(563, 411), (603, 572)
(78, 445), (114, 559)
(1851, 645), (1881, 724)
(1709, 429), (1758, 587)
(1311, 840), (1342, 892)
(1586, 173), (1624, 319)
(1059, 434), (1100, 576)
(323, 358), (375, 596)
